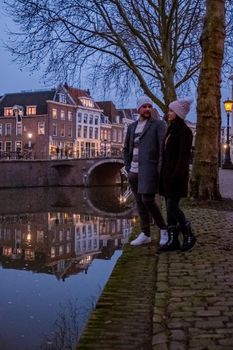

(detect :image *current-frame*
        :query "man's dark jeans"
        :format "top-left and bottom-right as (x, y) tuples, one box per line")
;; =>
(128, 172), (166, 236)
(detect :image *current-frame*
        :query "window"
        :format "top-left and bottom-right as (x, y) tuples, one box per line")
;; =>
(0, 141), (2, 152)
(112, 129), (117, 142)
(5, 141), (12, 152)
(83, 114), (88, 123)
(52, 123), (57, 136)
(38, 122), (45, 135)
(118, 130), (122, 143)
(5, 123), (12, 136)
(89, 115), (93, 124)
(4, 107), (13, 116)
(52, 108), (57, 119)
(83, 126), (87, 138)
(59, 93), (67, 104)
(78, 113), (82, 123)
(79, 98), (94, 108)
(15, 141), (22, 152)
(0, 124), (2, 136)
(68, 111), (73, 121)
(78, 125), (82, 138)
(94, 116), (99, 125)
(94, 128), (98, 139)
(16, 123), (22, 136)
(67, 126), (72, 138)
(89, 127), (93, 139)
(26, 106), (36, 115)
(60, 124), (65, 137)
(60, 110), (65, 120)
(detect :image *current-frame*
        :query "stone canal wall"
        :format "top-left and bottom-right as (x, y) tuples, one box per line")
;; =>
(0, 158), (124, 188)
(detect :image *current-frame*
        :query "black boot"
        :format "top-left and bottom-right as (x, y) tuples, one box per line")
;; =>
(180, 222), (196, 251)
(157, 225), (181, 253)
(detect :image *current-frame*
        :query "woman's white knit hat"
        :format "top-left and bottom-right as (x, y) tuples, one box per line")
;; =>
(169, 97), (193, 119)
(137, 95), (153, 111)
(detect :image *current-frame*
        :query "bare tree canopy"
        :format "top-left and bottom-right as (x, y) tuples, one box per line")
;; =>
(3, 0), (204, 110)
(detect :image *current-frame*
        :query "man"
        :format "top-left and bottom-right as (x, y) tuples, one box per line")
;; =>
(123, 95), (168, 246)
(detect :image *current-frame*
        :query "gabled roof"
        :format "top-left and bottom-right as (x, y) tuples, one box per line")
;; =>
(0, 89), (56, 116)
(96, 101), (119, 123)
(64, 83), (100, 109)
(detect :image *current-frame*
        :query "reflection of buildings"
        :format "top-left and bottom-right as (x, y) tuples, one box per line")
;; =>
(0, 211), (132, 280)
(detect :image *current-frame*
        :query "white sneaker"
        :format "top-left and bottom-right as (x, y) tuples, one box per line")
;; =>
(159, 229), (169, 245)
(130, 232), (151, 246)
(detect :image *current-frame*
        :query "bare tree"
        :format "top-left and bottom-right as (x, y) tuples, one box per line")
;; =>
(190, 0), (225, 199)
(3, 0), (204, 111)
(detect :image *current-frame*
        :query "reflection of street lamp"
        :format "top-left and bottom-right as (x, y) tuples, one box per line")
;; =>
(223, 99), (233, 167)
(104, 139), (107, 157)
(28, 133), (32, 149)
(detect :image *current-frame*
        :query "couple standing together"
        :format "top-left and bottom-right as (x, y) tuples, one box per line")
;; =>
(123, 95), (196, 253)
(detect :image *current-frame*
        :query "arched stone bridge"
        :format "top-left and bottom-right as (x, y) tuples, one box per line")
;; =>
(0, 157), (126, 188)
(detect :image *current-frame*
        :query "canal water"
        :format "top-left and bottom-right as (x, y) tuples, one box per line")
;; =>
(0, 186), (135, 350)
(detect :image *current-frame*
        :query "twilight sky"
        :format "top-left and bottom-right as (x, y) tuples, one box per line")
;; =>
(0, 8), (231, 125)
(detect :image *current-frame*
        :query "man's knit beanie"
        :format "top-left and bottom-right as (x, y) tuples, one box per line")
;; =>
(137, 95), (153, 111)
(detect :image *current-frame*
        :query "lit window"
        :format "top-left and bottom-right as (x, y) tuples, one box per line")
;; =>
(79, 98), (94, 108)
(38, 122), (45, 135)
(60, 110), (65, 120)
(4, 107), (13, 116)
(26, 106), (37, 115)
(68, 111), (73, 121)
(52, 108), (57, 119)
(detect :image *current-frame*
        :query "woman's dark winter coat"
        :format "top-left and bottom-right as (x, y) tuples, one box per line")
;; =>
(159, 116), (193, 198)
(123, 117), (167, 194)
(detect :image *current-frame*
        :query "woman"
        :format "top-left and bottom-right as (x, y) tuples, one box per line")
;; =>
(158, 97), (196, 252)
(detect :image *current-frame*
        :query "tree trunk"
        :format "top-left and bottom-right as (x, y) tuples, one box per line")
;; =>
(190, 0), (225, 200)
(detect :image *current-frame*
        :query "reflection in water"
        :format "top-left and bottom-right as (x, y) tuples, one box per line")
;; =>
(0, 186), (135, 350)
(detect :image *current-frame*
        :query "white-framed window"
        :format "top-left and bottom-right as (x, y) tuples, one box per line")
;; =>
(83, 126), (87, 138)
(94, 128), (98, 139)
(112, 129), (117, 142)
(78, 125), (82, 138)
(89, 115), (93, 124)
(60, 110), (65, 120)
(83, 114), (88, 123)
(16, 123), (22, 136)
(118, 130), (123, 143)
(15, 141), (22, 152)
(89, 127), (93, 139)
(78, 113), (82, 123)
(38, 122), (45, 135)
(59, 93), (67, 104)
(79, 98), (94, 108)
(68, 111), (73, 121)
(60, 124), (65, 137)
(94, 116), (99, 125)
(4, 107), (13, 116)
(0, 124), (2, 136)
(5, 123), (12, 136)
(26, 106), (37, 115)
(52, 108), (57, 119)
(52, 123), (57, 136)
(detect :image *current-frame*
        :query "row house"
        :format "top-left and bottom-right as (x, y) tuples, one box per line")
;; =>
(0, 86), (76, 159)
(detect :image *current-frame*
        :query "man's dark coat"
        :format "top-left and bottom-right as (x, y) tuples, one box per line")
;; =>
(159, 117), (193, 198)
(123, 117), (167, 194)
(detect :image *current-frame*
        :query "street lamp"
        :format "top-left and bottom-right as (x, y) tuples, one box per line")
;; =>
(223, 99), (233, 167)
